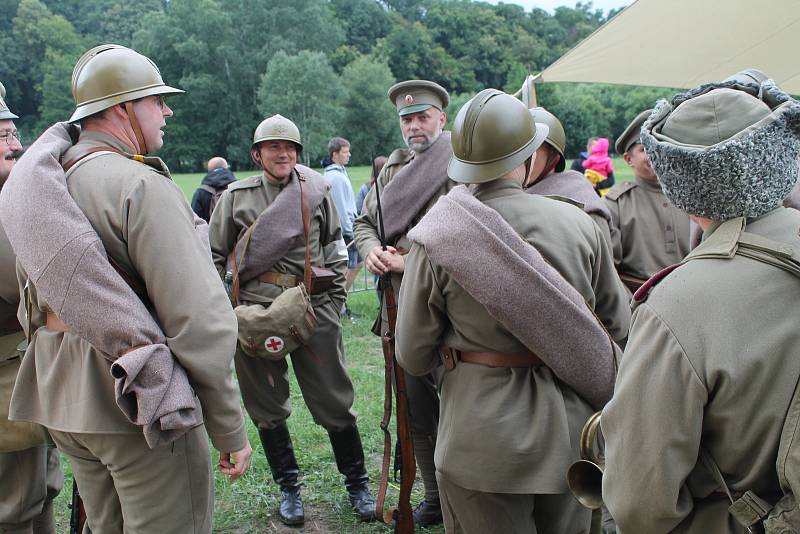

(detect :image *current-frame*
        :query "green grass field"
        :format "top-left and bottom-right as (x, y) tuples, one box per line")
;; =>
(53, 158), (631, 532)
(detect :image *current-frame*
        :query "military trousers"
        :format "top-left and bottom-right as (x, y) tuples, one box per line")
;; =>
(0, 446), (63, 534)
(50, 425), (212, 534)
(235, 297), (358, 431)
(437, 472), (590, 534)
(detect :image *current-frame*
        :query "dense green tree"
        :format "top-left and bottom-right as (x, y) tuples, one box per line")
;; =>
(339, 56), (402, 165)
(11, 0), (85, 133)
(257, 50), (346, 167)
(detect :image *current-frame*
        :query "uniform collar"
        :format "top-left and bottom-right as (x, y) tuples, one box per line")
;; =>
(634, 174), (664, 192)
(470, 178), (523, 201)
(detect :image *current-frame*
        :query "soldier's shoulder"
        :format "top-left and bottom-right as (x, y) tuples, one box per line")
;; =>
(542, 194), (585, 210)
(386, 148), (413, 168)
(227, 174), (263, 192)
(604, 180), (637, 201)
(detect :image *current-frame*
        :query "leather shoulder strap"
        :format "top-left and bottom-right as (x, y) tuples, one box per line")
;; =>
(299, 175), (313, 290)
(62, 146), (124, 174)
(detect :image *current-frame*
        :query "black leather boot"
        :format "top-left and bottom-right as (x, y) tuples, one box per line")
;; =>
(328, 425), (377, 522)
(413, 496), (443, 527)
(258, 424), (304, 526)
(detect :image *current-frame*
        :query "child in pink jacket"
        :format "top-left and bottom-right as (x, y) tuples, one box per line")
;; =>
(582, 137), (615, 195)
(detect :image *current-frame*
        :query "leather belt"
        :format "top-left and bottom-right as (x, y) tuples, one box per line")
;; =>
(439, 345), (543, 371)
(258, 272), (299, 288)
(46, 312), (69, 333)
(0, 315), (23, 337)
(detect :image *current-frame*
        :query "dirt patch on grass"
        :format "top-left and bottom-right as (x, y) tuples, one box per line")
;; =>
(218, 504), (340, 533)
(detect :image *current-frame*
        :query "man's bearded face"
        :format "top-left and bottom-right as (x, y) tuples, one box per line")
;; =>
(0, 119), (22, 187)
(400, 108), (445, 152)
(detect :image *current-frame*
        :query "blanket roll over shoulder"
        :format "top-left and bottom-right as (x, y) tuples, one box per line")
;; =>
(408, 185), (617, 409)
(0, 122), (198, 448)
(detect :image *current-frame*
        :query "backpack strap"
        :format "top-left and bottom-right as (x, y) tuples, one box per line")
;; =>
(199, 184), (217, 195)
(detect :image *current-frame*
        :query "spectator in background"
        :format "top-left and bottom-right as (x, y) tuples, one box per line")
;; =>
(323, 137), (359, 317)
(582, 137), (615, 195)
(570, 136), (598, 173)
(356, 156), (387, 216)
(191, 157), (236, 222)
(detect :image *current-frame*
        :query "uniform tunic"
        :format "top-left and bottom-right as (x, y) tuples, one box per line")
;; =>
(208, 171), (357, 431)
(10, 131), (246, 533)
(603, 207), (800, 533)
(397, 179), (629, 495)
(0, 217), (62, 532)
(603, 176), (691, 279)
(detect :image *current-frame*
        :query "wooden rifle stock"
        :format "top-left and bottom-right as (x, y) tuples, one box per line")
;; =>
(373, 171), (415, 533)
(70, 479), (87, 534)
(375, 274), (415, 533)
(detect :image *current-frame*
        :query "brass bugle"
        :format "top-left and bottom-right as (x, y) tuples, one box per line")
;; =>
(567, 411), (604, 509)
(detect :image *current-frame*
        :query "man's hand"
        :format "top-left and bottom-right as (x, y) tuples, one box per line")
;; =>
(365, 246), (404, 275)
(219, 440), (253, 482)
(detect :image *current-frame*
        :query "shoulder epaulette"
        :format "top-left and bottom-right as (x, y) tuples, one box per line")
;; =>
(386, 148), (413, 167)
(604, 180), (637, 201)
(632, 262), (685, 304)
(227, 174), (262, 191)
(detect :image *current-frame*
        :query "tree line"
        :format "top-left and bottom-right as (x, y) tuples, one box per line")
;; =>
(1, 0), (674, 171)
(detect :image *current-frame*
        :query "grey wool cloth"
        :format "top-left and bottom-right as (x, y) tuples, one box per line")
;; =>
(408, 185), (617, 409)
(527, 170), (611, 222)
(0, 122), (198, 448)
(381, 131), (452, 242)
(227, 165), (328, 283)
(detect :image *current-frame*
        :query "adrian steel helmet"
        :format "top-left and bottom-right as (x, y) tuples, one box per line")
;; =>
(252, 114), (303, 152)
(69, 44), (184, 123)
(449, 89), (548, 184)
(0, 82), (18, 120)
(530, 107), (566, 172)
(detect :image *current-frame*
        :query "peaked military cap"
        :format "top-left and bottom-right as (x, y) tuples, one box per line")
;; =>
(388, 80), (449, 116)
(615, 109), (652, 156)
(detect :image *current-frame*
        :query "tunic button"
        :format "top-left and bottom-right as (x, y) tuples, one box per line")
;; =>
(666, 225), (672, 230)
(662, 202), (668, 207)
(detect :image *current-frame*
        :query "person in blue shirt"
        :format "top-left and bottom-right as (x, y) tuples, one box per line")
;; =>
(324, 137), (360, 316)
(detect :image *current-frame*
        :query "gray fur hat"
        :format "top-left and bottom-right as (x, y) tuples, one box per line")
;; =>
(641, 80), (800, 220)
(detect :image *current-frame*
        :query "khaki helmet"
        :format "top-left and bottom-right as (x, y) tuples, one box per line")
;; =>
(69, 44), (183, 123)
(530, 107), (566, 172)
(0, 82), (18, 120)
(449, 89), (549, 183)
(252, 114), (303, 152)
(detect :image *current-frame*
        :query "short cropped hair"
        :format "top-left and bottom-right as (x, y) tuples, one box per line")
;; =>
(327, 137), (350, 158)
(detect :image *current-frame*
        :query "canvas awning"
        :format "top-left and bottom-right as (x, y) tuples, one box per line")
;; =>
(536, 0), (800, 95)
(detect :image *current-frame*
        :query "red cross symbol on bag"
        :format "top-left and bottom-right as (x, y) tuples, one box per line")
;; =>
(264, 336), (284, 353)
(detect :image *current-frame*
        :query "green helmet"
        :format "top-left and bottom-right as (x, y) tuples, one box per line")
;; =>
(449, 89), (549, 184)
(530, 107), (566, 172)
(69, 44), (184, 123)
(0, 82), (18, 120)
(252, 114), (303, 152)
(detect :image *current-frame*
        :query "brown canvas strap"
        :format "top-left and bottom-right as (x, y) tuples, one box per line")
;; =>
(62, 146), (124, 173)
(439, 345), (543, 371)
(45, 312), (69, 333)
(124, 101), (148, 155)
(298, 175), (313, 291)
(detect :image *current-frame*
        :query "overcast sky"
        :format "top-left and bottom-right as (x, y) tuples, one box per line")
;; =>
(485, 0), (630, 14)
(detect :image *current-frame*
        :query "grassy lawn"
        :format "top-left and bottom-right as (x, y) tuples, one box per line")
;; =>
(53, 158), (631, 532)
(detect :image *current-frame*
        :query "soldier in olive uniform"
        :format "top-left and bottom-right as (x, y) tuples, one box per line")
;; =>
(353, 79), (455, 526)
(603, 80), (800, 532)
(208, 115), (376, 526)
(603, 110), (691, 291)
(0, 83), (63, 534)
(525, 107), (616, 249)
(396, 90), (630, 534)
(5, 45), (252, 533)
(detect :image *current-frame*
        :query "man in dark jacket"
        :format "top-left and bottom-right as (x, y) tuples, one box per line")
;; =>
(191, 157), (236, 222)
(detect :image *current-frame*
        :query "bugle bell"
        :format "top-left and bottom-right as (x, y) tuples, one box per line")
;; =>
(567, 411), (605, 509)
